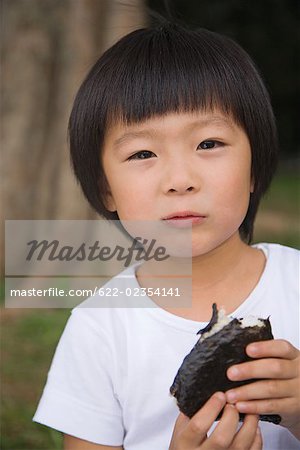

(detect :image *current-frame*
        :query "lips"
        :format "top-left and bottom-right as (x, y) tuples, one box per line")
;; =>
(162, 211), (205, 220)
(161, 211), (206, 228)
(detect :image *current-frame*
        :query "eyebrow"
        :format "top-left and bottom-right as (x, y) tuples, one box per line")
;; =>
(113, 129), (158, 150)
(112, 116), (234, 150)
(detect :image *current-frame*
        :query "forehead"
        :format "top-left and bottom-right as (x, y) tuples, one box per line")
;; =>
(104, 110), (242, 147)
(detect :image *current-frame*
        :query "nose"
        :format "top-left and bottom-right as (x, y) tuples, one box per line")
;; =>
(162, 160), (200, 195)
(168, 185), (195, 194)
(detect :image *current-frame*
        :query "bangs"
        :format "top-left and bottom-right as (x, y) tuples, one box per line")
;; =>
(99, 25), (256, 129)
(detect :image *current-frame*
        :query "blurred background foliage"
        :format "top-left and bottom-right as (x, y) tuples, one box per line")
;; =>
(1, 1), (299, 449)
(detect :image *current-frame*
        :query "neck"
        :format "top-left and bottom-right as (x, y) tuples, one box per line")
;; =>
(190, 232), (265, 319)
(192, 232), (249, 287)
(136, 232), (265, 321)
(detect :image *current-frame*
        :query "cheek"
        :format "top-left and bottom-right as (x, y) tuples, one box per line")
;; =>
(108, 176), (153, 219)
(214, 167), (252, 222)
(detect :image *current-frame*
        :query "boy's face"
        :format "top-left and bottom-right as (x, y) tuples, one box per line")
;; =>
(102, 110), (253, 256)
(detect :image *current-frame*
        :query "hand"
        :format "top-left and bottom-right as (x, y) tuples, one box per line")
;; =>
(169, 391), (262, 450)
(225, 339), (300, 440)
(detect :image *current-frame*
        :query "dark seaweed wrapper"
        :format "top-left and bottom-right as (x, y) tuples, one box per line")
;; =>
(170, 306), (281, 424)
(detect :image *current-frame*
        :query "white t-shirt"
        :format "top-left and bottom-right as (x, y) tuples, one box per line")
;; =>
(33, 243), (300, 449)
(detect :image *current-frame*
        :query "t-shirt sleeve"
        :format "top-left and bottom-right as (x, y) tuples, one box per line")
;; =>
(32, 308), (124, 445)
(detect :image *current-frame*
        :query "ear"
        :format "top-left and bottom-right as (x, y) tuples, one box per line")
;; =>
(99, 178), (117, 212)
(250, 177), (255, 193)
(103, 189), (117, 212)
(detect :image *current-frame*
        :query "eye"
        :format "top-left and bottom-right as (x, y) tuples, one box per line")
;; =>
(127, 150), (156, 161)
(197, 140), (223, 150)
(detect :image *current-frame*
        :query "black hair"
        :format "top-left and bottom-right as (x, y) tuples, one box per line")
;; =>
(69, 21), (278, 243)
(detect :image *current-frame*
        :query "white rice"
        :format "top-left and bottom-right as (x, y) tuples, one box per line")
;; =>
(200, 309), (264, 341)
(200, 309), (232, 341)
(239, 316), (264, 328)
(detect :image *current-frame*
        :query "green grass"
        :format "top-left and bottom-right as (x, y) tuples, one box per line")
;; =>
(253, 171), (300, 248)
(1, 309), (69, 450)
(260, 173), (299, 215)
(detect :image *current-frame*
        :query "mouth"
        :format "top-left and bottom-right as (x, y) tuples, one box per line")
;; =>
(161, 211), (206, 228)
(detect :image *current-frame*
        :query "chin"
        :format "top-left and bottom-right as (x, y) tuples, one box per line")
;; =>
(191, 233), (238, 257)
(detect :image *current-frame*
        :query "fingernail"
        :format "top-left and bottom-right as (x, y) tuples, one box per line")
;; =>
(214, 391), (226, 401)
(236, 402), (247, 412)
(247, 343), (258, 355)
(226, 391), (237, 403)
(228, 367), (239, 379)
(225, 404), (238, 416)
(227, 404), (236, 409)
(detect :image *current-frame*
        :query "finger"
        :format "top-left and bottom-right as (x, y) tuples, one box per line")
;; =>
(227, 358), (297, 381)
(235, 397), (294, 416)
(246, 340), (299, 360)
(226, 379), (295, 403)
(231, 415), (259, 450)
(181, 392), (226, 446)
(204, 404), (239, 449)
(169, 412), (190, 443)
(250, 426), (263, 450)
(174, 412), (190, 427)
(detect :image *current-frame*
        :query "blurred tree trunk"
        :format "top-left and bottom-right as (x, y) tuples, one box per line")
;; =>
(2, 0), (147, 221)
(1, 0), (147, 272)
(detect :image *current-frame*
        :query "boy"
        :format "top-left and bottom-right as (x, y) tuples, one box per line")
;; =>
(33, 22), (300, 449)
